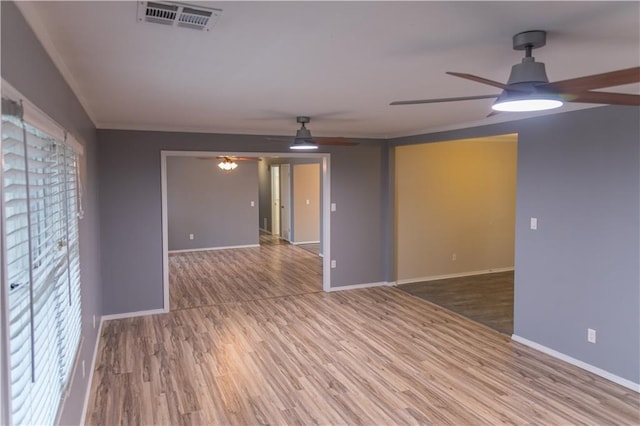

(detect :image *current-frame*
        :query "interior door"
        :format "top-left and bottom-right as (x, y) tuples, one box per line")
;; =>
(270, 165), (280, 236)
(279, 164), (291, 241)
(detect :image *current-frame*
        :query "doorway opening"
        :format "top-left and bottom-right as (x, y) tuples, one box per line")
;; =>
(394, 134), (518, 335)
(161, 151), (331, 312)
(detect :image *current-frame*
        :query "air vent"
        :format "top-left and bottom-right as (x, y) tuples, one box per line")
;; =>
(137, 1), (222, 31)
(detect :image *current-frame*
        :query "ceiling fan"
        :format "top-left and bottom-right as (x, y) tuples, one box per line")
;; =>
(390, 30), (640, 113)
(198, 156), (261, 171)
(268, 116), (358, 150)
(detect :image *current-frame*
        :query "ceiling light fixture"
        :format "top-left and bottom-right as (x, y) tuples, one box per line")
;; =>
(289, 118), (319, 150)
(218, 159), (238, 170)
(492, 90), (563, 112)
(492, 31), (563, 112)
(289, 139), (319, 150)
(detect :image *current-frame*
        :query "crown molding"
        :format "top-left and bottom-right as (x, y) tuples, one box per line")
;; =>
(16, 2), (98, 127)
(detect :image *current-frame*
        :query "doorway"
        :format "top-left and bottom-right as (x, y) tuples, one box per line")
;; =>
(161, 151), (332, 312)
(394, 134), (518, 334)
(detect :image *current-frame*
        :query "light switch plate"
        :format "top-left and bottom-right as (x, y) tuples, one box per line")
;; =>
(530, 217), (538, 230)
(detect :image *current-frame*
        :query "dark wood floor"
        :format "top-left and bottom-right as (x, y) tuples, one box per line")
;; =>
(296, 242), (321, 256)
(399, 271), (514, 335)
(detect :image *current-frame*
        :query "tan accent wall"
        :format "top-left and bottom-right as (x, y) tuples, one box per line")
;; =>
(395, 134), (517, 282)
(293, 163), (320, 243)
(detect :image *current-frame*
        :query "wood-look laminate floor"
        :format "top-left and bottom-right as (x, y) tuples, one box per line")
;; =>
(87, 287), (639, 425)
(400, 271), (514, 335)
(169, 234), (322, 310)
(87, 244), (639, 425)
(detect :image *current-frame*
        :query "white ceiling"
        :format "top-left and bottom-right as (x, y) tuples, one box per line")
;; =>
(17, 1), (640, 139)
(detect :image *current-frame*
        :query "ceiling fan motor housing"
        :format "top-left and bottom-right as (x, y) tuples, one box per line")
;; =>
(296, 127), (312, 139)
(507, 58), (550, 85)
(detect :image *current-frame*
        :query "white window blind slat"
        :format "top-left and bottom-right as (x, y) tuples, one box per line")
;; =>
(2, 97), (83, 426)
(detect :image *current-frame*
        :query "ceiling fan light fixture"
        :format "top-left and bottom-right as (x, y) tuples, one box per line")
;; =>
(492, 90), (563, 112)
(289, 139), (319, 150)
(218, 160), (238, 170)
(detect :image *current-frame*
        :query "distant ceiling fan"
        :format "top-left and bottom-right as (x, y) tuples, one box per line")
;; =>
(390, 30), (640, 112)
(199, 156), (261, 171)
(268, 116), (358, 150)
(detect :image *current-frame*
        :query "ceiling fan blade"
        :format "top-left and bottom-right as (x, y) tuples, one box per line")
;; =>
(544, 67), (640, 93)
(314, 137), (359, 146)
(563, 91), (640, 106)
(233, 157), (262, 161)
(265, 136), (291, 142)
(390, 94), (499, 105)
(446, 72), (509, 90)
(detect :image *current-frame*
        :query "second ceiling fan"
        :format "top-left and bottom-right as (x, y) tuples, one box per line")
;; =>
(198, 156), (261, 171)
(268, 116), (358, 150)
(390, 30), (640, 112)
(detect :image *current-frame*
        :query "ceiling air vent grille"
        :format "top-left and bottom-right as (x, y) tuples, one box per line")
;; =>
(137, 2), (222, 31)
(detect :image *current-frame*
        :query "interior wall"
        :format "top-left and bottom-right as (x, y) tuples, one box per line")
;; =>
(98, 130), (387, 314)
(167, 157), (259, 251)
(257, 158), (271, 232)
(293, 163), (321, 243)
(390, 105), (640, 386)
(395, 135), (517, 281)
(1, 2), (103, 424)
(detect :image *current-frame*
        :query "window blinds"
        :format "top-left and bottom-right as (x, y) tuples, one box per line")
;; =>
(2, 97), (82, 426)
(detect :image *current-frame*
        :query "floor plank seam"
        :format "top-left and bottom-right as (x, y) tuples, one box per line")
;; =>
(169, 289), (325, 314)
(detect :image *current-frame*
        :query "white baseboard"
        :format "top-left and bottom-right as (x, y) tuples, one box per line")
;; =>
(396, 267), (514, 285)
(80, 316), (104, 425)
(102, 308), (167, 321)
(168, 244), (259, 254)
(512, 335), (640, 393)
(292, 241), (321, 245)
(327, 281), (396, 292)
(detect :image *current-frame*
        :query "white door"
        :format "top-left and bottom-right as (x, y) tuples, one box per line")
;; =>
(280, 164), (291, 241)
(271, 165), (280, 235)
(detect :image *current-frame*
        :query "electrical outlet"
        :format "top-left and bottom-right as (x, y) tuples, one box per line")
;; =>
(250, 201), (255, 207)
(452, 253), (457, 261)
(331, 203), (336, 212)
(587, 328), (596, 343)
(331, 260), (336, 268)
(530, 217), (538, 230)
(189, 234), (194, 240)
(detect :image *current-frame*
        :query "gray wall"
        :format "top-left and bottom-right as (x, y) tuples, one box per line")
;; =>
(1, 2), (103, 424)
(167, 156), (259, 250)
(258, 158), (272, 232)
(97, 130), (388, 314)
(390, 105), (640, 384)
